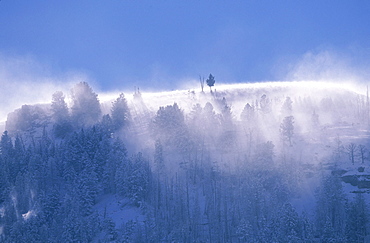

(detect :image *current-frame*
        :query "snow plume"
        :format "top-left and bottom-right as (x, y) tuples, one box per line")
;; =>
(0, 53), (87, 122)
(285, 49), (370, 86)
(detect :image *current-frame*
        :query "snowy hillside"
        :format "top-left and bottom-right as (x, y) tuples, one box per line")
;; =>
(1, 81), (370, 242)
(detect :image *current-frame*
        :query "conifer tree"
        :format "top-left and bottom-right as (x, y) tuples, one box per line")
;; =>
(345, 193), (368, 242)
(111, 93), (131, 130)
(281, 96), (293, 115)
(206, 74), (215, 92)
(71, 82), (101, 128)
(51, 91), (72, 137)
(280, 116), (294, 146)
(316, 175), (347, 241)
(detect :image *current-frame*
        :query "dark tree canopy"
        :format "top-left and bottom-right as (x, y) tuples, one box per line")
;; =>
(206, 74), (215, 91)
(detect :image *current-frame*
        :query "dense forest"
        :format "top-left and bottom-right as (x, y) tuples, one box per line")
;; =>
(0, 81), (369, 242)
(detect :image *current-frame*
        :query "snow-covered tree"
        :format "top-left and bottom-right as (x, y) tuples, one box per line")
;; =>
(111, 93), (131, 130)
(51, 91), (69, 121)
(281, 96), (293, 116)
(71, 82), (101, 127)
(240, 103), (255, 124)
(346, 143), (357, 165)
(259, 94), (271, 114)
(316, 174), (347, 241)
(51, 91), (72, 137)
(345, 193), (368, 242)
(280, 116), (294, 146)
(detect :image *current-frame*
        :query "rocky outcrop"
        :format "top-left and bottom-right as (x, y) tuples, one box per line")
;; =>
(341, 170), (370, 189)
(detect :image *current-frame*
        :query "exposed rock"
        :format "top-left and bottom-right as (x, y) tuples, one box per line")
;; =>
(341, 174), (370, 189)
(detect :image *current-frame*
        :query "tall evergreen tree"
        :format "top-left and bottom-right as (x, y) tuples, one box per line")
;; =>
(111, 93), (131, 130)
(51, 91), (69, 122)
(51, 91), (72, 137)
(71, 82), (101, 128)
(345, 193), (368, 242)
(206, 73), (215, 92)
(316, 174), (347, 241)
(281, 96), (293, 116)
(240, 103), (255, 123)
(280, 116), (294, 147)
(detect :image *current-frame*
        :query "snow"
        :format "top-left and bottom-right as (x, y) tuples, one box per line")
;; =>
(94, 194), (145, 227)
(0, 121), (4, 133)
(22, 210), (36, 221)
(3, 80), (370, 241)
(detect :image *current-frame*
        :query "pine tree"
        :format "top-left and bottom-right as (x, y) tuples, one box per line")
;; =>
(276, 203), (301, 241)
(301, 211), (314, 242)
(103, 138), (127, 193)
(1, 132), (20, 183)
(280, 116), (294, 147)
(281, 96), (293, 116)
(43, 188), (60, 223)
(259, 94), (271, 114)
(316, 175), (347, 241)
(102, 218), (118, 241)
(71, 82), (101, 128)
(125, 153), (150, 206)
(78, 154), (99, 216)
(0, 156), (9, 204)
(100, 114), (114, 137)
(154, 139), (165, 175)
(206, 74), (215, 92)
(51, 91), (72, 137)
(152, 103), (190, 155)
(51, 91), (69, 121)
(1, 131), (13, 157)
(240, 103), (255, 123)
(345, 193), (368, 242)
(111, 93), (131, 130)
(14, 135), (26, 174)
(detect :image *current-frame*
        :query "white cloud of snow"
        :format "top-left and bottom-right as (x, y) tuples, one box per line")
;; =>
(284, 49), (370, 85)
(0, 53), (89, 122)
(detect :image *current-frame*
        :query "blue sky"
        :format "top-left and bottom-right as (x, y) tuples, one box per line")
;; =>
(1, 0), (370, 91)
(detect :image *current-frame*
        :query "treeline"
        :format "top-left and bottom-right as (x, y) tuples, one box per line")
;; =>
(0, 82), (369, 242)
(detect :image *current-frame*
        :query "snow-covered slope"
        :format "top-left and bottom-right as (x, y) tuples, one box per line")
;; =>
(2, 80), (370, 242)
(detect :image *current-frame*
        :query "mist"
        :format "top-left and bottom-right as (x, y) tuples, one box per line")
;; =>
(1, 50), (370, 241)
(0, 54), (93, 123)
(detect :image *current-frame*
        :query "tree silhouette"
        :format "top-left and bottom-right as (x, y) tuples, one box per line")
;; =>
(71, 82), (101, 128)
(199, 75), (205, 92)
(206, 74), (215, 92)
(111, 93), (131, 130)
